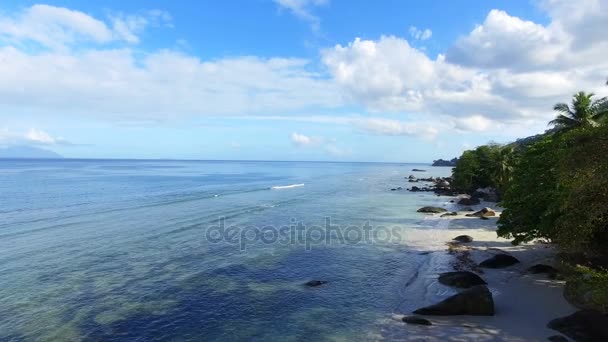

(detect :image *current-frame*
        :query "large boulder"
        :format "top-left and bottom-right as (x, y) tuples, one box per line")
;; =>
(413, 285), (494, 316)
(458, 197), (481, 205)
(528, 264), (558, 275)
(548, 310), (608, 341)
(417, 206), (447, 213)
(479, 254), (520, 268)
(402, 316), (432, 326)
(453, 235), (473, 243)
(466, 207), (496, 218)
(438, 271), (487, 288)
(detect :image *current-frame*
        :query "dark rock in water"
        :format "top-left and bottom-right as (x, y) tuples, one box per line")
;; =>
(548, 310), (608, 341)
(305, 280), (328, 287)
(440, 212), (458, 217)
(412, 169), (426, 172)
(417, 206), (447, 213)
(547, 335), (568, 342)
(413, 285), (494, 316)
(402, 316), (432, 325)
(391, 188), (397, 191)
(480, 216), (490, 220)
(453, 235), (473, 243)
(479, 254), (520, 268)
(462, 207), (475, 212)
(410, 186), (421, 192)
(458, 197), (481, 205)
(408, 179), (418, 183)
(438, 271), (487, 288)
(466, 207), (496, 218)
(449, 200), (455, 203)
(528, 264), (558, 275)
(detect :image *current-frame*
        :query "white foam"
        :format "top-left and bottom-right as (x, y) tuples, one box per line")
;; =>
(270, 183), (304, 190)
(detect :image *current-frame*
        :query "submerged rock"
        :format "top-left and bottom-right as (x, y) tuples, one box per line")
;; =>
(412, 169), (427, 172)
(479, 254), (520, 268)
(528, 264), (558, 275)
(466, 207), (496, 218)
(438, 271), (487, 288)
(548, 310), (608, 341)
(453, 235), (473, 243)
(413, 285), (494, 316)
(440, 212), (458, 217)
(417, 206), (447, 213)
(402, 316), (432, 326)
(304, 280), (328, 287)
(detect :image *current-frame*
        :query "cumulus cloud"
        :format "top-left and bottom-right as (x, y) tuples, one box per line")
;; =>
(0, 5), (170, 50)
(0, 128), (68, 146)
(291, 132), (326, 146)
(273, 0), (328, 31)
(409, 26), (432, 40)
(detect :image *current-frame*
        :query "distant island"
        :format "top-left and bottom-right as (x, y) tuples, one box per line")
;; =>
(431, 158), (458, 167)
(0, 146), (63, 159)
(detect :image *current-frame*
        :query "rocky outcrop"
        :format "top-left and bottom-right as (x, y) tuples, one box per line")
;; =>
(453, 235), (473, 243)
(466, 207), (496, 218)
(438, 271), (487, 288)
(402, 316), (432, 325)
(304, 280), (328, 287)
(548, 310), (608, 341)
(417, 206), (447, 213)
(458, 197), (481, 205)
(413, 285), (494, 316)
(479, 254), (520, 268)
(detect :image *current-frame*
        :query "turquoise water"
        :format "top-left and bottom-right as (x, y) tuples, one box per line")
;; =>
(0, 160), (451, 341)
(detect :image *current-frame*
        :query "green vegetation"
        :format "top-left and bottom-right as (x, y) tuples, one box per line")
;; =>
(452, 91), (608, 312)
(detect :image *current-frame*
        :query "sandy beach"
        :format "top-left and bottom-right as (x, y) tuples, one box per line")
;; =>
(383, 200), (576, 341)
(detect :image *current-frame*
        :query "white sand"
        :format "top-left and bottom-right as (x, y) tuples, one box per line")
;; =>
(380, 202), (576, 341)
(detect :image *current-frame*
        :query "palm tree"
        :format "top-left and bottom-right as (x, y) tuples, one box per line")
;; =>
(549, 91), (608, 131)
(493, 146), (515, 193)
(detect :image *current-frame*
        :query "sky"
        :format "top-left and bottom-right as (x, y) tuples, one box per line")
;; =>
(0, 0), (607, 162)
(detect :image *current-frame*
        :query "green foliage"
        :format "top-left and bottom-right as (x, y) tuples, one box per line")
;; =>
(565, 266), (608, 313)
(549, 91), (608, 131)
(497, 135), (562, 244)
(452, 144), (516, 193)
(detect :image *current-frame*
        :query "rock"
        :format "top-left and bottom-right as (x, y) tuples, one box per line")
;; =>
(479, 254), (520, 268)
(413, 285), (494, 316)
(440, 212), (458, 217)
(462, 207), (475, 212)
(412, 169), (426, 172)
(304, 280), (328, 287)
(391, 188), (397, 191)
(408, 179), (418, 183)
(449, 200), (455, 203)
(436, 180), (450, 188)
(397, 187), (403, 190)
(438, 271), (487, 288)
(528, 264), (558, 275)
(480, 216), (490, 220)
(458, 197), (481, 205)
(417, 206), (447, 213)
(466, 207), (496, 218)
(402, 316), (432, 326)
(453, 235), (473, 243)
(408, 175), (416, 179)
(548, 310), (608, 341)
(547, 335), (568, 342)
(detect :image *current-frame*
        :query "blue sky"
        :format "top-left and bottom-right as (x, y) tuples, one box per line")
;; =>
(0, 0), (606, 161)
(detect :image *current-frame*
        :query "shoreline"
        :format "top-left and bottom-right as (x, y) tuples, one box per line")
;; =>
(388, 198), (576, 341)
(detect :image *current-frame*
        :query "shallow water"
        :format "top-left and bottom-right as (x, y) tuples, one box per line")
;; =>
(0, 160), (452, 341)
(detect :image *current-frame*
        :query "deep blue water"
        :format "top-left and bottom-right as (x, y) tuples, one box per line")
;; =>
(0, 160), (451, 341)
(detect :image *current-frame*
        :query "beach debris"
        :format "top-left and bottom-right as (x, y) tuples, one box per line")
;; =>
(548, 310), (608, 341)
(438, 271), (487, 288)
(413, 285), (494, 316)
(479, 254), (520, 268)
(402, 316), (432, 325)
(466, 207), (496, 218)
(453, 235), (473, 243)
(304, 280), (328, 287)
(417, 206), (447, 213)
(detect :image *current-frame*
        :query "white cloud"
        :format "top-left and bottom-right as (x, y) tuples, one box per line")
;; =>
(0, 128), (67, 146)
(291, 132), (325, 146)
(0, 5), (171, 49)
(453, 115), (494, 132)
(409, 26), (432, 40)
(354, 118), (439, 140)
(273, 0), (328, 31)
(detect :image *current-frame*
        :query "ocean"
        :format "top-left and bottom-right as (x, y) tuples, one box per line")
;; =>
(0, 159), (453, 341)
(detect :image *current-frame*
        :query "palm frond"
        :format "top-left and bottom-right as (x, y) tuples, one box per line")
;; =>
(553, 103), (575, 118)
